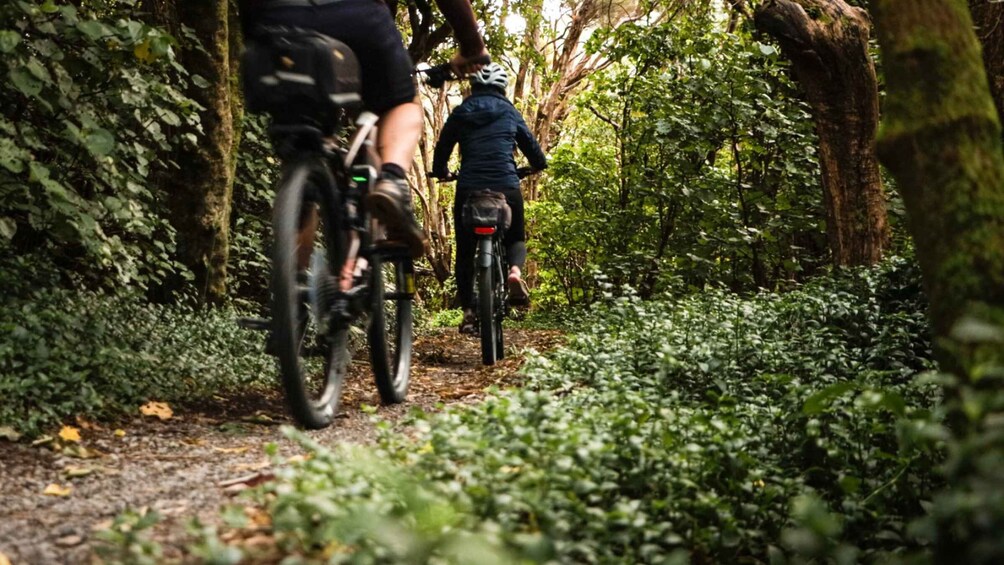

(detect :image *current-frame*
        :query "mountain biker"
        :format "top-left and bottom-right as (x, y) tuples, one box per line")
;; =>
(430, 63), (547, 334)
(237, 0), (488, 258)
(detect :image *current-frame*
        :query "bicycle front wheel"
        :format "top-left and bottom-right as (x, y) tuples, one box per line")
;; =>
(477, 238), (497, 366)
(272, 160), (348, 429)
(368, 249), (414, 404)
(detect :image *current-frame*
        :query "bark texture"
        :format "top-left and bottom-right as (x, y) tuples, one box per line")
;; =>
(145, 0), (238, 304)
(755, 0), (889, 267)
(873, 0), (1004, 344)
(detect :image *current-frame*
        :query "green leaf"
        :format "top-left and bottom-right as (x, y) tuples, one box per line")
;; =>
(9, 68), (43, 98)
(76, 20), (107, 40)
(191, 74), (210, 89)
(83, 128), (116, 157)
(0, 31), (21, 53)
(40, 0), (59, 14)
(0, 217), (17, 241)
(757, 43), (777, 57)
(802, 381), (856, 415)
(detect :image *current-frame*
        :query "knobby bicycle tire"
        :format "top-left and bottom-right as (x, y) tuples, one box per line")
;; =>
(272, 159), (349, 429)
(368, 249), (414, 403)
(478, 237), (497, 365)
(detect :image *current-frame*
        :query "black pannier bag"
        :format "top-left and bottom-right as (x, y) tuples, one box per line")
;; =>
(463, 191), (512, 231)
(242, 26), (363, 130)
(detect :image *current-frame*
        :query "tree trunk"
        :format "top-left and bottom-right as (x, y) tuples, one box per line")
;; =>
(873, 0), (1004, 347)
(969, 0), (1004, 130)
(755, 0), (889, 267)
(146, 0), (237, 304)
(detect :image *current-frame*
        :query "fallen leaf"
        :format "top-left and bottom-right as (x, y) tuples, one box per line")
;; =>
(59, 426), (81, 443)
(140, 401), (173, 420)
(62, 444), (104, 459)
(65, 466), (94, 478)
(182, 437), (207, 447)
(55, 534), (83, 547)
(218, 471), (275, 489)
(212, 446), (250, 454)
(113, 429), (126, 438)
(43, 483), (73, 497)
(0, 426), (21, 442)
(31, 435), (54, 447)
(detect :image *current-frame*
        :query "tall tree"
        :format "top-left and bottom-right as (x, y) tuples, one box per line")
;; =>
(755, 0), (889, 267)
(144, 0), (238, 304)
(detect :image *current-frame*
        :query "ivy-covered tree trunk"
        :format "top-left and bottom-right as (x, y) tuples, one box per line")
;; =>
(146, 0), (237, 304)
(873, 0), (1004, 348)
(754, 0), (889, 267)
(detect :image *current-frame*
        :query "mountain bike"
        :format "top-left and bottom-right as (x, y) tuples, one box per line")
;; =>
(238, 26), (481, 428)
(435, 167), (537, 365)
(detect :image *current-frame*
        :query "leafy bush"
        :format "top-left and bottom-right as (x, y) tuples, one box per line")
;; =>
(0, 289), (274, 436)
(214, 257), (941, 562)
(0, 0), (199, 288)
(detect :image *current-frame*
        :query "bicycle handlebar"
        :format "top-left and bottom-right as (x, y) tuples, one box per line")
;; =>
(428, 167), (540, 182)
(418, 55), (492, 89)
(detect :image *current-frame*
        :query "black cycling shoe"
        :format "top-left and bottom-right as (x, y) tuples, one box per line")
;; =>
(365, 177), (427, 258)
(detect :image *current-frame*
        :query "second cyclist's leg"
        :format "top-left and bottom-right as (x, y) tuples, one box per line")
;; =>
(502, 187), (530, 305)
(454, 194), (478, 334)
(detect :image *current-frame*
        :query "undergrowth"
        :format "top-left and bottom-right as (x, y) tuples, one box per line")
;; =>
(0, 288), (273, 436)
(184, 257), (946, 564)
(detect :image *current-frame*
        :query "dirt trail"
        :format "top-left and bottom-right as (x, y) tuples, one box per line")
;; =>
(0, 328), (562, 564)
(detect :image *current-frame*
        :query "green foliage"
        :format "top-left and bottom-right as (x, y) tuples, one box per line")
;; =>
(907, 315), (1004, 563)
(535, 20), (825, 305)
(0, 288), (273, 436)
(213, 258), (941, 562)
(229, 114), (277, 307)
(93, 508), (164, 565)
(0, 0), (200, 288)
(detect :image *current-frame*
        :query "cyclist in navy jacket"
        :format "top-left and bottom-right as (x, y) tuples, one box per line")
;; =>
(432, 63), (547, 333)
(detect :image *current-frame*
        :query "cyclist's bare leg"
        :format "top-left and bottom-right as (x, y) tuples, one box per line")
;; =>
(378, 101), (423, 171)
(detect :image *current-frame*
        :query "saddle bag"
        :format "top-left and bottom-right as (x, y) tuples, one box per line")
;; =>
(463, 191), (512, 231)
(242, 26), (363, 129)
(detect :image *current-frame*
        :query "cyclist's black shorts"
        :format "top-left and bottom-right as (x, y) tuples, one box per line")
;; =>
(260, 0), (417, 114)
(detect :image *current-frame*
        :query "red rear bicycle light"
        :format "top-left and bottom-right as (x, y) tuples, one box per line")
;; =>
(474, 226), (496, 235)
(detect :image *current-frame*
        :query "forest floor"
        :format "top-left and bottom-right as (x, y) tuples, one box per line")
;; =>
(0, 328), (563, 564)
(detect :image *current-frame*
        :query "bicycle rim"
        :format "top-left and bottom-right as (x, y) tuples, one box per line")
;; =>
(368, 250), (414, 403)
(272, 160), (348, 429)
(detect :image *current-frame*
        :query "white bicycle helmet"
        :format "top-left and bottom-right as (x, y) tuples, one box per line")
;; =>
(470, 62), (509, 90)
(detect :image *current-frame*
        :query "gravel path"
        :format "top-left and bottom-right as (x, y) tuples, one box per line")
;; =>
(0, 329), (562, 564)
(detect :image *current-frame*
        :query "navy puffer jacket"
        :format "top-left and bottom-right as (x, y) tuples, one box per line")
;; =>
(432, 86), (547, 191)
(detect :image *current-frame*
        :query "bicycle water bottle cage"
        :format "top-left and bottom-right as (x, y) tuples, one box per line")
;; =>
(242, 25), (363, 133)
(463, 191), (512, 232)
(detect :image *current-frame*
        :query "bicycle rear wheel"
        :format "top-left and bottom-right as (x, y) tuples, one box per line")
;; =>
(272, 160), (349, 429)
(368, 249), (414, 403)
(477, 238), (497, 365)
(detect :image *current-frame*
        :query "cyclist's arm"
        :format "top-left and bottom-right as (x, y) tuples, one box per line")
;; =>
(515, 113), (547, 171)
(434, 0), (488, 66)
(432, 115), (461, 177)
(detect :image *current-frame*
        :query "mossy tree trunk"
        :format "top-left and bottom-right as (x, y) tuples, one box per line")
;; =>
(873, 0), (1004, 346)
(755, 0), (889, 267)
(145, 0), (238, 304)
